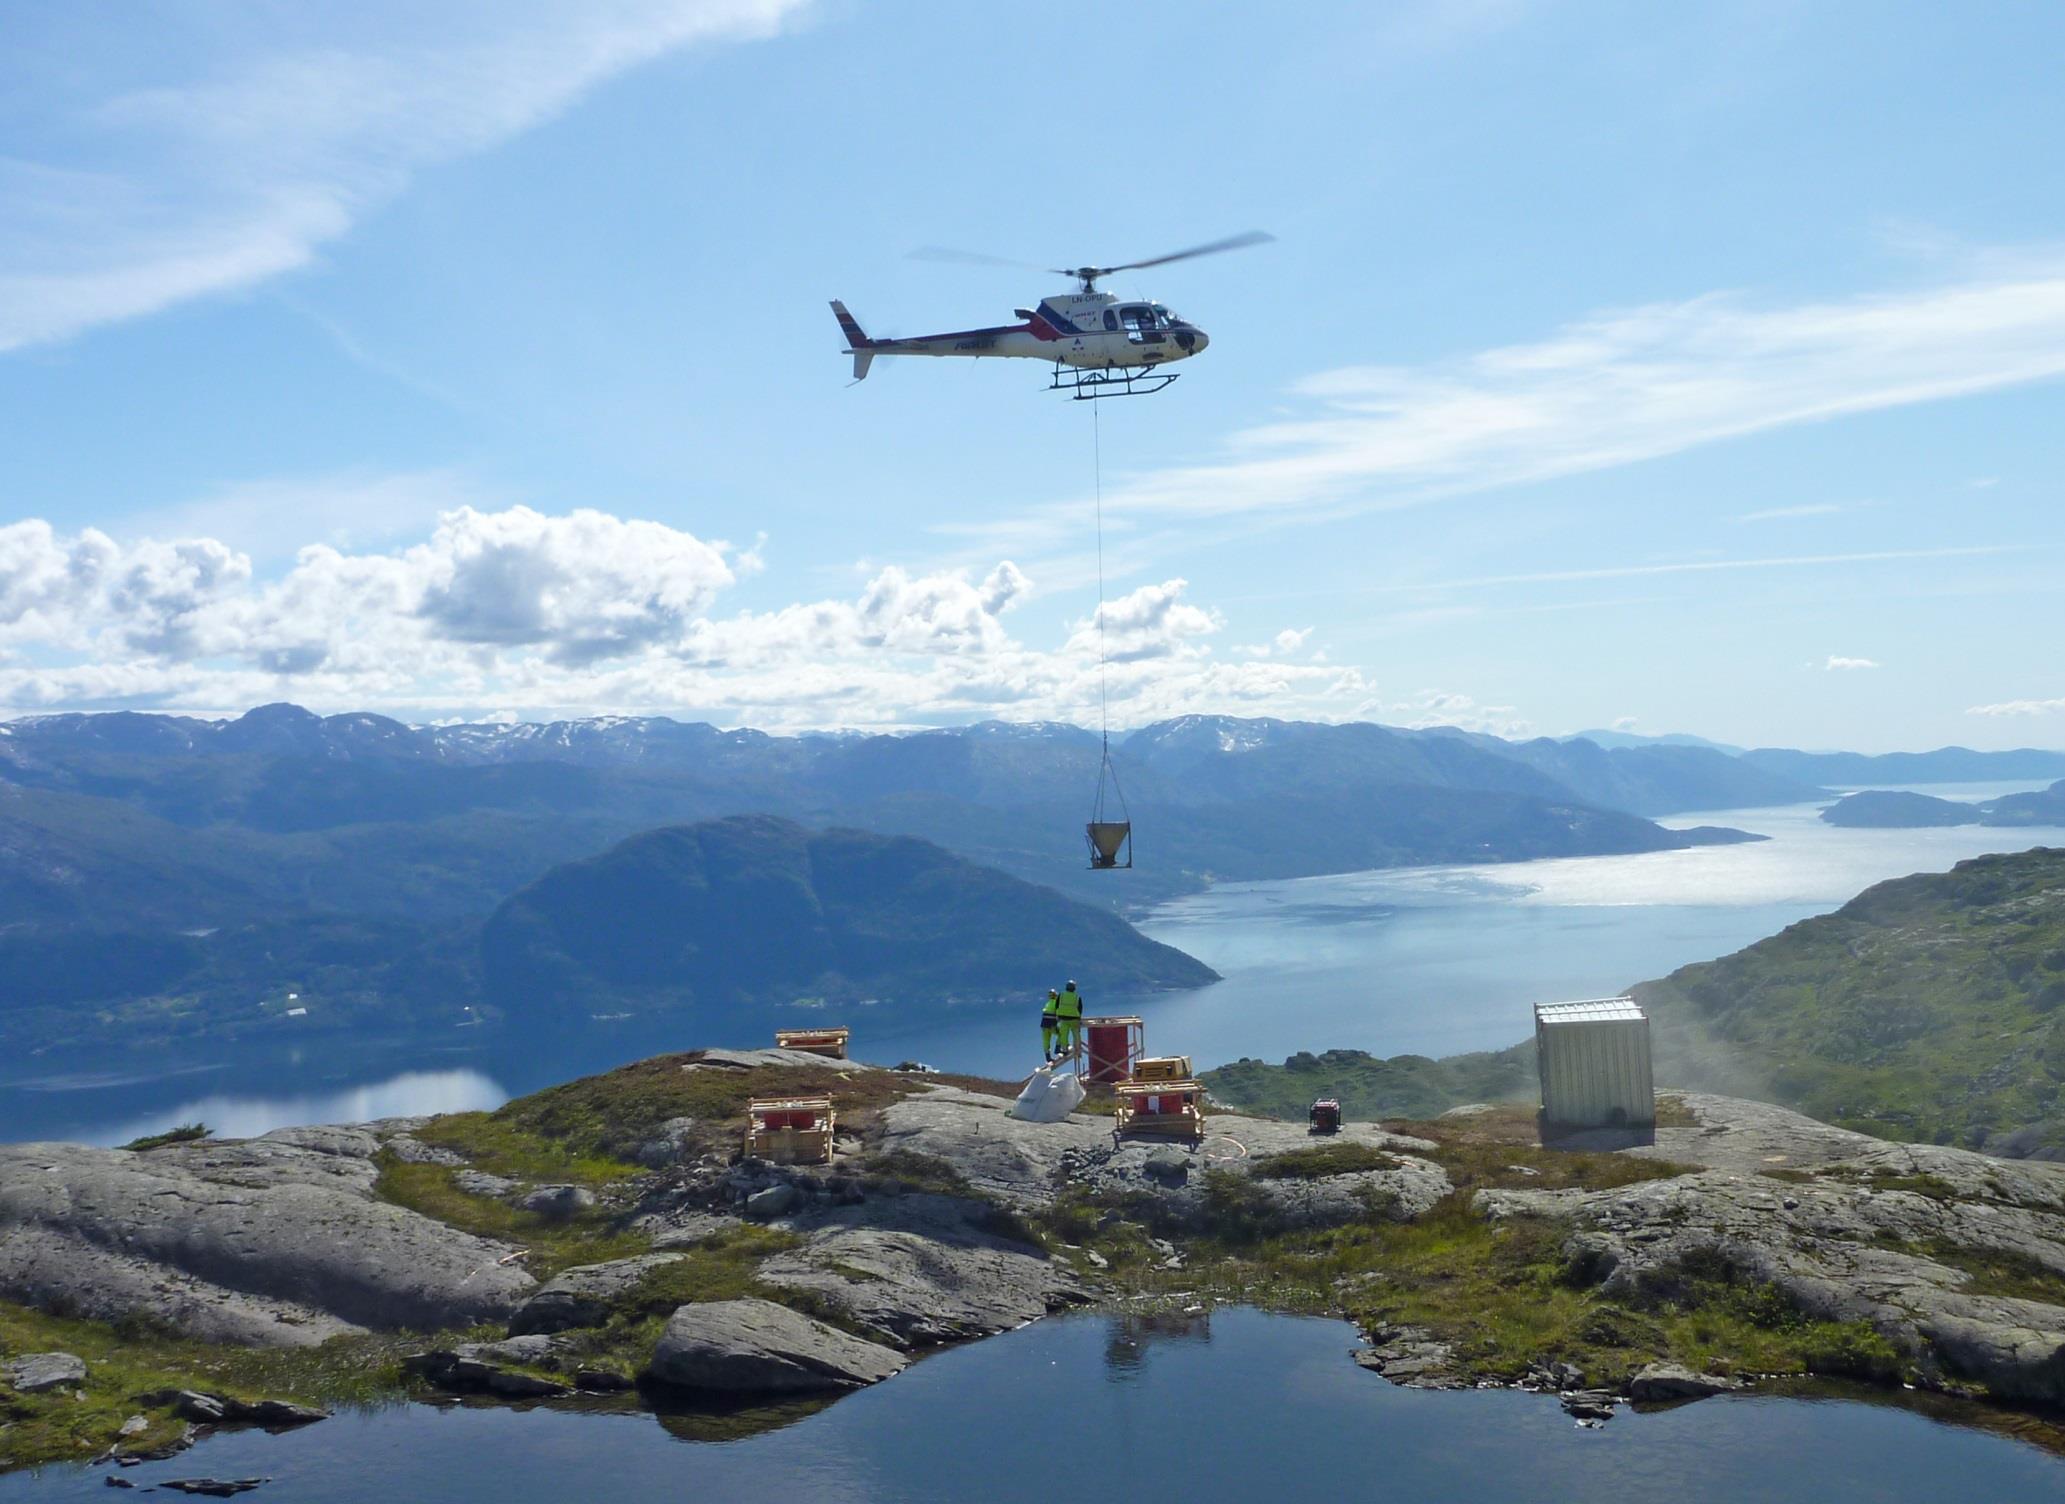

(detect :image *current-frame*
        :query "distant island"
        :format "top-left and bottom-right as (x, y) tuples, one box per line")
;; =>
(484, 815), (1217, 1026)
(0, 816), (1215, 1062)
(1821, 780), (2065, 829)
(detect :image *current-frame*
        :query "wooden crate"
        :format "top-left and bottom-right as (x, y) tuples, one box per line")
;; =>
(745, 1094), (836, 1165)
(1131, 1055), (1192, 1083)
(1114, 1080), (1205, 1141)
(774, 1026), (850, 1059)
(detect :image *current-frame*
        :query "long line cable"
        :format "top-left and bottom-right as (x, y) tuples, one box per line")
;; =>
(1094, 399), (1107, 746)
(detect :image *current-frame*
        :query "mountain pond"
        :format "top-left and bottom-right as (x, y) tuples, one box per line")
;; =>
(2, 1309), (2060, 1502)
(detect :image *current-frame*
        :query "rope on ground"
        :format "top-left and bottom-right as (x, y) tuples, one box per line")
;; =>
(1203, 1134), (1249, 1162)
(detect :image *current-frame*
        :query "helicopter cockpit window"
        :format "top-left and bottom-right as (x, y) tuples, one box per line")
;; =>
(1118, 304), (1165, 342)
(1103, 309), (1118, 331)
(1151, 304), (1173, 325)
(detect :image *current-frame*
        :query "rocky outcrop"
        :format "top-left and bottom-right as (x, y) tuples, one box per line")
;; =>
(0, 1134), (534, 1346)
(1479, 1093), (2065, 1405)
(645, 1299), (909, 1393)
(874, 1087), (1109, 1207)
(508, 1253), (685, 1336)
(1627, 1362), (1744, 1403)
(1064, 1119), (1451, 1232)
(761, 1196), (1085, 1348)
(7, 1352), (86, 1394)
(517, 1185), (595, 1220)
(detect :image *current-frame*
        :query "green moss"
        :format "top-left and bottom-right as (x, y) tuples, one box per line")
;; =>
(412, 1112), (638, 1185)
(371, 1157), (647, 1279)
(488, 1054), (925, 1164)
(0, 1299), (441, 1471)
(1251, 1143), (1400, 1180)
(1910, 1241), (2065, 1305)
(118, 1122), (210, 1152)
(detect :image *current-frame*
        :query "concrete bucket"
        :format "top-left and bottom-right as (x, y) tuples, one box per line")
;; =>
(1086, 820), (1132, 869)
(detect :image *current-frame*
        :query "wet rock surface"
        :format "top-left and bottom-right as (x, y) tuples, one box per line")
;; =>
(645, 1298), (909, 1393)
(1627, 1362), (1746, 1403)
(1353, 1327), (1464, 1388)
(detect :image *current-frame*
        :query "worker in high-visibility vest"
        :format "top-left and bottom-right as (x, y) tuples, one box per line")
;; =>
(1053, 980), (1085, 1061)
(1040, 988), (1061, 1062)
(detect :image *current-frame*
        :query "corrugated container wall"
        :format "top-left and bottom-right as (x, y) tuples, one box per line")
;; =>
(1534, 997), (1655, 1133)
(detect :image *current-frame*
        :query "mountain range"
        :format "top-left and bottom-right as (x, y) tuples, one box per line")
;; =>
(3, 701), (2057, 1066)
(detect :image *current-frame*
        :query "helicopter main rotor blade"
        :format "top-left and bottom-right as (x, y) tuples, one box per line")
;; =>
(1094, 230), (1276, 277)
(907, 245), (1045, 270)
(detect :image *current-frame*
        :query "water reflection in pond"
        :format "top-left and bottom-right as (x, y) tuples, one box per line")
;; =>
(2, 1310), (2058, 1503)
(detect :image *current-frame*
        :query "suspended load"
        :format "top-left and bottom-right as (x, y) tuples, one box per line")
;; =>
(1086, 740), (1132, 870)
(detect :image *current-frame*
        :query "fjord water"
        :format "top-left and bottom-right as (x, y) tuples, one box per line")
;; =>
(5, 1310), (2059, 1502)
(7, 788), (2063, 1146)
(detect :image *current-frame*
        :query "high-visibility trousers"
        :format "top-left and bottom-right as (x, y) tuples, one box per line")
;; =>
(1053, 1016), (1082, 1053)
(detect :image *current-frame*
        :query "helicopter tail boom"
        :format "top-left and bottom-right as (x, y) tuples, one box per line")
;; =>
(830, 300), (877, 381)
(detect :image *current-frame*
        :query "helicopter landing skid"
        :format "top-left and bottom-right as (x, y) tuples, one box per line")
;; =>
(1050, 365), (1180, 400)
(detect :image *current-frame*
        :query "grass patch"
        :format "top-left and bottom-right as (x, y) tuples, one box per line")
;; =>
(413, 1111), (639, 1185)
(1828, 1168), (1963, 1203)
(1914, 1241), (2065, 1305)
(1251, 1143), (1400, 1180)
(0, 1299), (450, 1472)
(489, 1055), (927, 1164)
(372, 1157), (647, 1279)
(119, 1122), (209, 1152)
(1653, 1094), (1698, 1128)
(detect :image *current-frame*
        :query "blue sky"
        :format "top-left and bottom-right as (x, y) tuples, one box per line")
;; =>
(2, 0), (2061, 750)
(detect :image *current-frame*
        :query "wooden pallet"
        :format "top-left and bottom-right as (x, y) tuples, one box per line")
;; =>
(745, 1094), (836, 1165)
(774, 1026), (850, 1059)
(1114, 1079), (1205, 1141)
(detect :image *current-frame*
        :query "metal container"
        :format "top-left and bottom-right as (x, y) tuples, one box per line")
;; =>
(1085, 1016), (1144, 1084)
(1534, 997), (1654, 1135)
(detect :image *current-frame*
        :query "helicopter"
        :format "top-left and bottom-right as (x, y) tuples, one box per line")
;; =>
(830, 231), (1272, 399)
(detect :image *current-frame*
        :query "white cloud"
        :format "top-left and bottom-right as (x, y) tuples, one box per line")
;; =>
(1824, 655), (1880, 671)
(955, 254), (2065, 554)
(0, 509), (1383, 731)
(1611, 715), (1639, 732)
(0, 2), (807, 351)
(1066, 581), (1222, 665)
(1967, 696), (2065, 718)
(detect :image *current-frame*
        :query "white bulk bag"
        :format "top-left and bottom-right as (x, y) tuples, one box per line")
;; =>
(1009, 1066), (1086, 1123)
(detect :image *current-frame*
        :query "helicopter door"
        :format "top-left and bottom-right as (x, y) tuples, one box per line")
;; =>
(1117, 305), (1165, 346)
